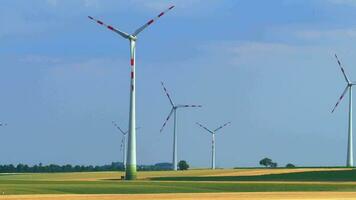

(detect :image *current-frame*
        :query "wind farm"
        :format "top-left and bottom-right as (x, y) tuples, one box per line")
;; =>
(3, 1), (356, 200)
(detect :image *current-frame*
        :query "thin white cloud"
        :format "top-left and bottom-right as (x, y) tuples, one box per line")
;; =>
(128, 0), (224, 18)
(19, 55), (62, 64)
(129, 0), (173, 11)
(296, 29), (356, 39)
(200, 40), (329, 67)
(326, 0), (356, 6)
(46, 0), (58, 6)
(129, 0), (218, 11)
(46, 0), (99, 7)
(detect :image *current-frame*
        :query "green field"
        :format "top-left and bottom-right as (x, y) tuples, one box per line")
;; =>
(152, 169), (356, 182)
(1, 169), (356, 195)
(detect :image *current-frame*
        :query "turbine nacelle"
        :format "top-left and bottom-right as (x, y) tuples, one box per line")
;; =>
(129, 35), (137, 41)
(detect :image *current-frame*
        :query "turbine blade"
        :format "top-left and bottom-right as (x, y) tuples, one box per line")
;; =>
(160, 108), (174, 133)
(214, 122), (231, 132)
(177, 104), (202, 108)
(331, 86), (349, 113)
(161, 82), (175, 107)
(196, 122), (213, 134)
(335, 54), (351, 83)
(132, 5), (175, 36)
(112, 121), (126, 135)
(88, 16), (130, 39)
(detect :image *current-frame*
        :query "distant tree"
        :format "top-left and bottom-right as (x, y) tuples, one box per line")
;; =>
(259, 158), (273, 168)
(0, 162), (190, 173)
(178, 160), (189, 170)
(286, 163), (295, 168)
(154, 163), (173, 170)
(270, 162), (278, 168)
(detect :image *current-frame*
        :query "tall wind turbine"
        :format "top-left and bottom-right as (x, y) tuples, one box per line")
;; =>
(196, 122), (231, 169)
(160, 82), (202, 170)
(89, 6), (175, 179)
(332, 54), (355, 167)
(112, 121), (140, 168)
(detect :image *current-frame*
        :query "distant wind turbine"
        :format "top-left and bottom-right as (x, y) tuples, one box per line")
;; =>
(331, 54), (355, 167)
(89, 5), (175, 179)
(160, 82), (202, 170)
(112, 121), (140, 169)
(196, 122), (231, 169)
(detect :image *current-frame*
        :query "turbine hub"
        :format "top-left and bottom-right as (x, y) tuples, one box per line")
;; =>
(129, 35), (137, 41)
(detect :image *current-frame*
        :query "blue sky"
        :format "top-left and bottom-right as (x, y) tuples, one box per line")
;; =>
(2, 0), (356, 168)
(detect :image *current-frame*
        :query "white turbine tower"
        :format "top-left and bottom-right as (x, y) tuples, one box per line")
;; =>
(89, 6), (175, 180)
(112, 121), (140, 168)
(332, 54), (355, 167)
(160, 82), (202, 171)
(196, 122), (231, 169)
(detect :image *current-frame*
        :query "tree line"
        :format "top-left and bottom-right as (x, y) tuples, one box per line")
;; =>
(0, 162), (173, 173)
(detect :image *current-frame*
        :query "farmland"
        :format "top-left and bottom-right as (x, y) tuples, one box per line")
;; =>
(1, 168), (356, 199)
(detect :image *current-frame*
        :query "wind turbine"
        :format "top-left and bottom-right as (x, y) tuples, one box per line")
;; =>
(160, 82), (202, 170)
(112, 121), (140, 169)
(112, 121), (128, 168)
(332, 54), (355, 167)
(196, 122), (231, 169)
(89, 6), (175, 180)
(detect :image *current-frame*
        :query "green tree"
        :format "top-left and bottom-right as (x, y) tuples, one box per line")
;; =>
(286, 163), (295, 168)
(178, 160), (189, 170)
(259, 158), (273, 168)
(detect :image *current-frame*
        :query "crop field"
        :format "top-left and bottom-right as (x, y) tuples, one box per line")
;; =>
(1, 168), (356, 199)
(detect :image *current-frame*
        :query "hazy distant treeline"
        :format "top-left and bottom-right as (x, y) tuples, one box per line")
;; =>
(0, 162), (173, 173)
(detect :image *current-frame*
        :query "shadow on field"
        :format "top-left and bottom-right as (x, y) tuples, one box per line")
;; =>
(151, 169), (356, 182)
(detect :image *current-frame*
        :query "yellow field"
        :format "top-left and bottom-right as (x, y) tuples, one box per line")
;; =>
(3, 168), (348, 181)
(1, 168), (356, 200)
(2, 192), (356, 200)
